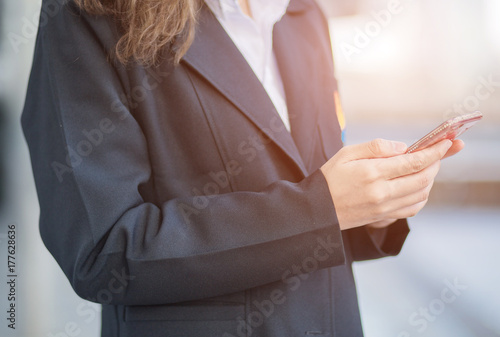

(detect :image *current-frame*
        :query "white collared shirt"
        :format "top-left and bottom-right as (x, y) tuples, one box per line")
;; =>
(205, 0), (291, 131)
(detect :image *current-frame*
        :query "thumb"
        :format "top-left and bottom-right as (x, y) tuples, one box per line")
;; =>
(341, 139), (408, 162)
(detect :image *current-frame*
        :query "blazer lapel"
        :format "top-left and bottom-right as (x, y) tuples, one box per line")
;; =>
(273, 1), (321, 169)
(274, 0), (343, 169)
(181, 4), (308, 176)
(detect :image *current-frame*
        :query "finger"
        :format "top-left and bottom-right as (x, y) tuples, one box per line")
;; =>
(379, 182), (434, 217)
(384, 160), (440, 200)
(377, 139), (452, 179)
(339, 138), (408, 163)
(443, 139), (465, 159)
(385, 199), (428, 220)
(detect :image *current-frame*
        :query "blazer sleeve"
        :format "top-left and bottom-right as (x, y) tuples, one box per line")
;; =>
(346, 219), (410, 262)
(22, 2), (346, 306)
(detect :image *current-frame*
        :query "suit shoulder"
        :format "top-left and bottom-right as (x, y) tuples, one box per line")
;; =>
(39, 0), (119, 52)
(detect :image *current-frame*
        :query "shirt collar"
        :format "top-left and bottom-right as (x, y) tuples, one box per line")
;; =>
(206, 0), (290, 22)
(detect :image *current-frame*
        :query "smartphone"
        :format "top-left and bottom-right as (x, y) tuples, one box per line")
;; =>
(406, 111), (483, 154)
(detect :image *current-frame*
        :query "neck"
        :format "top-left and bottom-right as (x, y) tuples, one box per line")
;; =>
(238, 0), (252, 18)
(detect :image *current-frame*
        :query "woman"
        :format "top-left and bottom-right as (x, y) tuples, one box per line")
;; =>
(22, 0), (462, 336)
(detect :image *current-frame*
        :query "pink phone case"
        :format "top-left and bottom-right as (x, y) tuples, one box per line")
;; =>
(406, 111), (483, 154)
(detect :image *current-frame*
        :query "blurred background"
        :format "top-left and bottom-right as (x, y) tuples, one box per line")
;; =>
(0, 0), (499, 336)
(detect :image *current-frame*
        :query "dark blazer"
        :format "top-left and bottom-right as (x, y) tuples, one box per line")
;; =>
(22, 0), (410, 336)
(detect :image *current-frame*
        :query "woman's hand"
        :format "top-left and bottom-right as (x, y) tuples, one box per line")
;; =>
(320, 138), (458, 231)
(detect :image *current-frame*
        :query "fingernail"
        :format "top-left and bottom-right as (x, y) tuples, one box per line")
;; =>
(393, 142), (407, 153)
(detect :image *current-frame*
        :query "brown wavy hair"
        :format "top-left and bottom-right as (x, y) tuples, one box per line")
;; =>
(75, 0), (201, 66)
